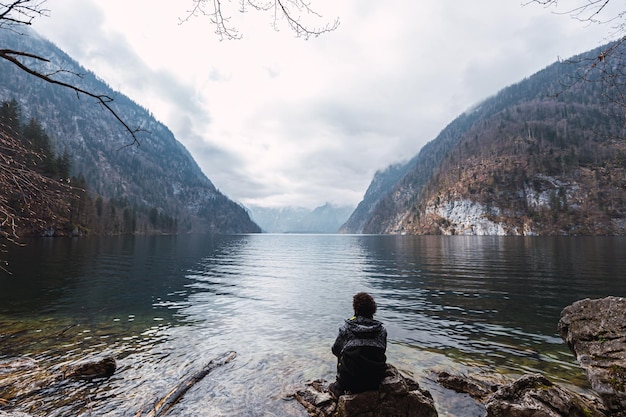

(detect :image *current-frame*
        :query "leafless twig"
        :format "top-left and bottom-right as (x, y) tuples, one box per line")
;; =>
(0, 48), (144, 146)
(0, 0), (49, 29)
(0, 128), (75, 247)
(180, 0), (339, 40)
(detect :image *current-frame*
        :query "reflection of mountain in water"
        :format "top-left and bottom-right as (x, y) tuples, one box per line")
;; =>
(0, 235), (227, 321)
(357, 235), (626, 371)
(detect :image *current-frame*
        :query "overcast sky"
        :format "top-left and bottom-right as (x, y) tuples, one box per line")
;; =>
(32, 0), (618, 209)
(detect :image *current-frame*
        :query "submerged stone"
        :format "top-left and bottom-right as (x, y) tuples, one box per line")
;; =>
(62, 355), (116, 380)
(0, 357), (38, 374)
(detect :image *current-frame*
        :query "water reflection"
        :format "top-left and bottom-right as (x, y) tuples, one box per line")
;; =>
(358, 235), (626, 378)
(1, 235), (625, 416)
(1, 235), (225, 321)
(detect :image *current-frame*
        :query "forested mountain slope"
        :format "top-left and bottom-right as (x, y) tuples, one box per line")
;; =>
(338, 161), (413, 234)
(342, 42), (626, 235)
(0, 29), (260, 234)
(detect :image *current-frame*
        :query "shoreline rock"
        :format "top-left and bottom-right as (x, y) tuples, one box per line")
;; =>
(485, 373), (608, 417)
(295, 364), (437, 417)
(558, 296), (626, 416)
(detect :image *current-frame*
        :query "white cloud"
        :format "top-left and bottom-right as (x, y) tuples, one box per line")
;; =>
(33, 0), (616, 209)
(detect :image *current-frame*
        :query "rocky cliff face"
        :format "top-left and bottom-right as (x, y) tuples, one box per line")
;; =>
(402, 100), (626, 236)
(342, 42), (626, 235)
(0, 29), (260, 234)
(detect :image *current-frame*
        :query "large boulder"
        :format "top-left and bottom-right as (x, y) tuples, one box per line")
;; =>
(485, 373), (608, 417)
(558, 296), (626, 415)
(295, 364), (438, 417)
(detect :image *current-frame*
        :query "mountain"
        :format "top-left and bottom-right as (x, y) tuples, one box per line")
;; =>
(341, 42), (626, 235)
(248, 203), (354, 233)
(337, 161), (413, 234)
(0, 29), (260, 234)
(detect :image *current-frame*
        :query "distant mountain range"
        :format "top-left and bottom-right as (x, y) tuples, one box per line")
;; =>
(0, 29), (260, 234)
(248, 203), (354, 233)
(341, 42), (626, 235)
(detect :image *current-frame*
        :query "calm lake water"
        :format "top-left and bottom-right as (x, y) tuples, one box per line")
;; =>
(1, 234), (625, 416)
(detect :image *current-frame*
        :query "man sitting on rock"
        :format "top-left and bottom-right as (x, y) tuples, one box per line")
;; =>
(329, 292), (387, 397)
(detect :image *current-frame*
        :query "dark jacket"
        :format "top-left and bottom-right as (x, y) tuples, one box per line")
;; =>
(332, 316), (387, 393)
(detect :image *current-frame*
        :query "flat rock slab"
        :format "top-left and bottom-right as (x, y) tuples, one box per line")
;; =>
(558, 296), (626, 415)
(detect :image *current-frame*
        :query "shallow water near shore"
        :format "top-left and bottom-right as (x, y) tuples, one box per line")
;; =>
(1, 234), (625, 416)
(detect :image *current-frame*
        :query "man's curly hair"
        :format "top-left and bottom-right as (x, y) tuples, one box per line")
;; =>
(353, 292), (377, 318)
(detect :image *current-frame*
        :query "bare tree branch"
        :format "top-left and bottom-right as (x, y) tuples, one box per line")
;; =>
(180, 0), (339, 40)
(0, 48), (144, 146)
(526, 0), (626, 72)
(525, 0), (626, 140)
(0, 127), (75, 253)
(566, 36), (626, 110)
(0, 0), (48, 29)
(523, 0), (625, 27)
(272, 0), (340, 39)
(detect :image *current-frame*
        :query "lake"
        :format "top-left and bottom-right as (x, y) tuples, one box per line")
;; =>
(1, 234), (625, 416)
